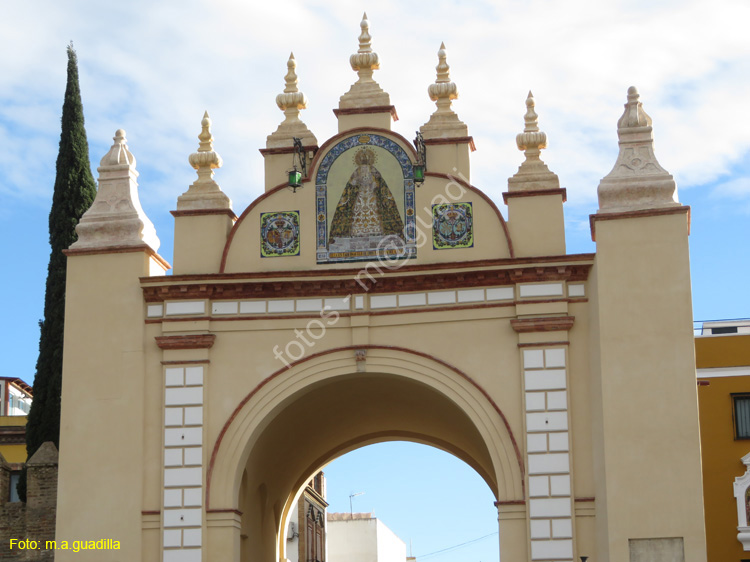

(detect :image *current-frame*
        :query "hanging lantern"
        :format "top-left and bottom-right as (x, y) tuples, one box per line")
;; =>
(413, 131), (426, 186)
(287, 137), (307, 192)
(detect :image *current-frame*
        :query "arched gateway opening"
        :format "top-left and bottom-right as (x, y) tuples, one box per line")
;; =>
(207, 347), (524, 562)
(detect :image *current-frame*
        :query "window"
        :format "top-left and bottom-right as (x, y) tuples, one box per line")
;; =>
(734, 395), (750, 439)
(9, 472), (20, 502)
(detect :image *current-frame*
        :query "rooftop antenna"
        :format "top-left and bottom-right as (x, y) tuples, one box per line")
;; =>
(349, 491), (365, 518)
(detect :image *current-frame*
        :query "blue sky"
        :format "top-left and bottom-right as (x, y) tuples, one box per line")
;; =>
(2, 1), (749, 560)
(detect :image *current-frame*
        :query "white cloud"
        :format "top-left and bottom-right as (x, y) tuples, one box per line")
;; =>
(1, 0), (748, 219)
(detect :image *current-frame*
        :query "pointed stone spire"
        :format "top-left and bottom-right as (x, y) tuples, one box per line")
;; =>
(177, 112), (232, 210)
(420, 42), (467, 138)
(267, 53), (317, 149)
(597, 86), (678, 212)
(71, 129), (160, 251)
(339, 13), (390, 109)
(507, 92), (559, 191)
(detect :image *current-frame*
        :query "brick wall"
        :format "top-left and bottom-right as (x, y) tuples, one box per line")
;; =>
(0, 442), (58, 561)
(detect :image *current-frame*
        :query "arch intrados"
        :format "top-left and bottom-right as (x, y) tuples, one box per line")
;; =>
(278, 433), (499, 562)
(206, 345), (525, 510)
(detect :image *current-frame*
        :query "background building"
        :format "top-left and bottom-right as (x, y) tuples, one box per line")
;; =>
(696, 319), (750, 560)
(285, 472), (328, 562)
(0, 377), (32, 417)
(327, 513), (407, 562)
(0, 377), (33, 502)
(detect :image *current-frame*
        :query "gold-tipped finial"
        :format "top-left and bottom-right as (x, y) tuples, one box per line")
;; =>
(358, 12), (372, 53)
(508, 92), (559, 192)
(178, 111), (231, 210)
(428, 42), (458, 111)
(516, 91), (547, 154)
(435, 42), (450, 83)
(420, 42), (467, 138)
(339, 13), (390, 109)
(190, 111), (222, 177)
(276, 53), (308, 116)
(267, 54), (317, 149)
(349, 12), (380, 81)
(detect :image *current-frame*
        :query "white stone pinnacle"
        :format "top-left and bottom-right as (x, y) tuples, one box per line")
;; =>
(597, 86), (679, 213)
(71, 129), (160, 251)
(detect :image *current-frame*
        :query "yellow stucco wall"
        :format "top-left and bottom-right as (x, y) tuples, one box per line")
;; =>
(0, 415), (28, 464)
(696, 334), (750, 561)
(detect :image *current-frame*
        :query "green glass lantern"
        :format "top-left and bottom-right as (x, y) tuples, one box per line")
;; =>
(413, 130), (426, 186)
(288, 168), (302, 190)
(413, 164), (425, 183)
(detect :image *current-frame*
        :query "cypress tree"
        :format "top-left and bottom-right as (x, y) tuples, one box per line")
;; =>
(19, 44), (97, 500)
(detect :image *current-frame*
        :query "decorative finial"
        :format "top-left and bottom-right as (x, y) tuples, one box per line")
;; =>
(597, 86), (678, 213)
(359, 13), (372, 53)
(283, 52), (299, 93)
(99, 129), (136, 168)
(428, 42), (458, 108)
(507, 92), (559, 192)
(420, 42), (467, 139)
(618, 86), (652, 130)
(267, 53), (317, 150)
(276, 53), (308, 116)
(339, 14), (390, 110)
(349, 13), (380, 82)
(72, 129), (160, 252)
(177, 112), (231, 210)
(189, 111), (223, 182)
(516, 91), (547, 154)
(523, 91), (539, 132)
(435, 42), (450, 83)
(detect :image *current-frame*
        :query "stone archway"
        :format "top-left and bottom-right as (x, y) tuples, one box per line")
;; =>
(205, 346), (525, 562)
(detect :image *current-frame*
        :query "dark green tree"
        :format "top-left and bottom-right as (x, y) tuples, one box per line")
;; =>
(19, 44), (97, 500)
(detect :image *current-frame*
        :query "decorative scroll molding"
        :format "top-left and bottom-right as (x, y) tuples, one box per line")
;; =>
(510, 316), (575, 333)
(155, 335), (216, 350)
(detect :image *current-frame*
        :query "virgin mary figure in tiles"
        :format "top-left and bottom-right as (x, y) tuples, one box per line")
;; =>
(328, 146), (404, 245)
